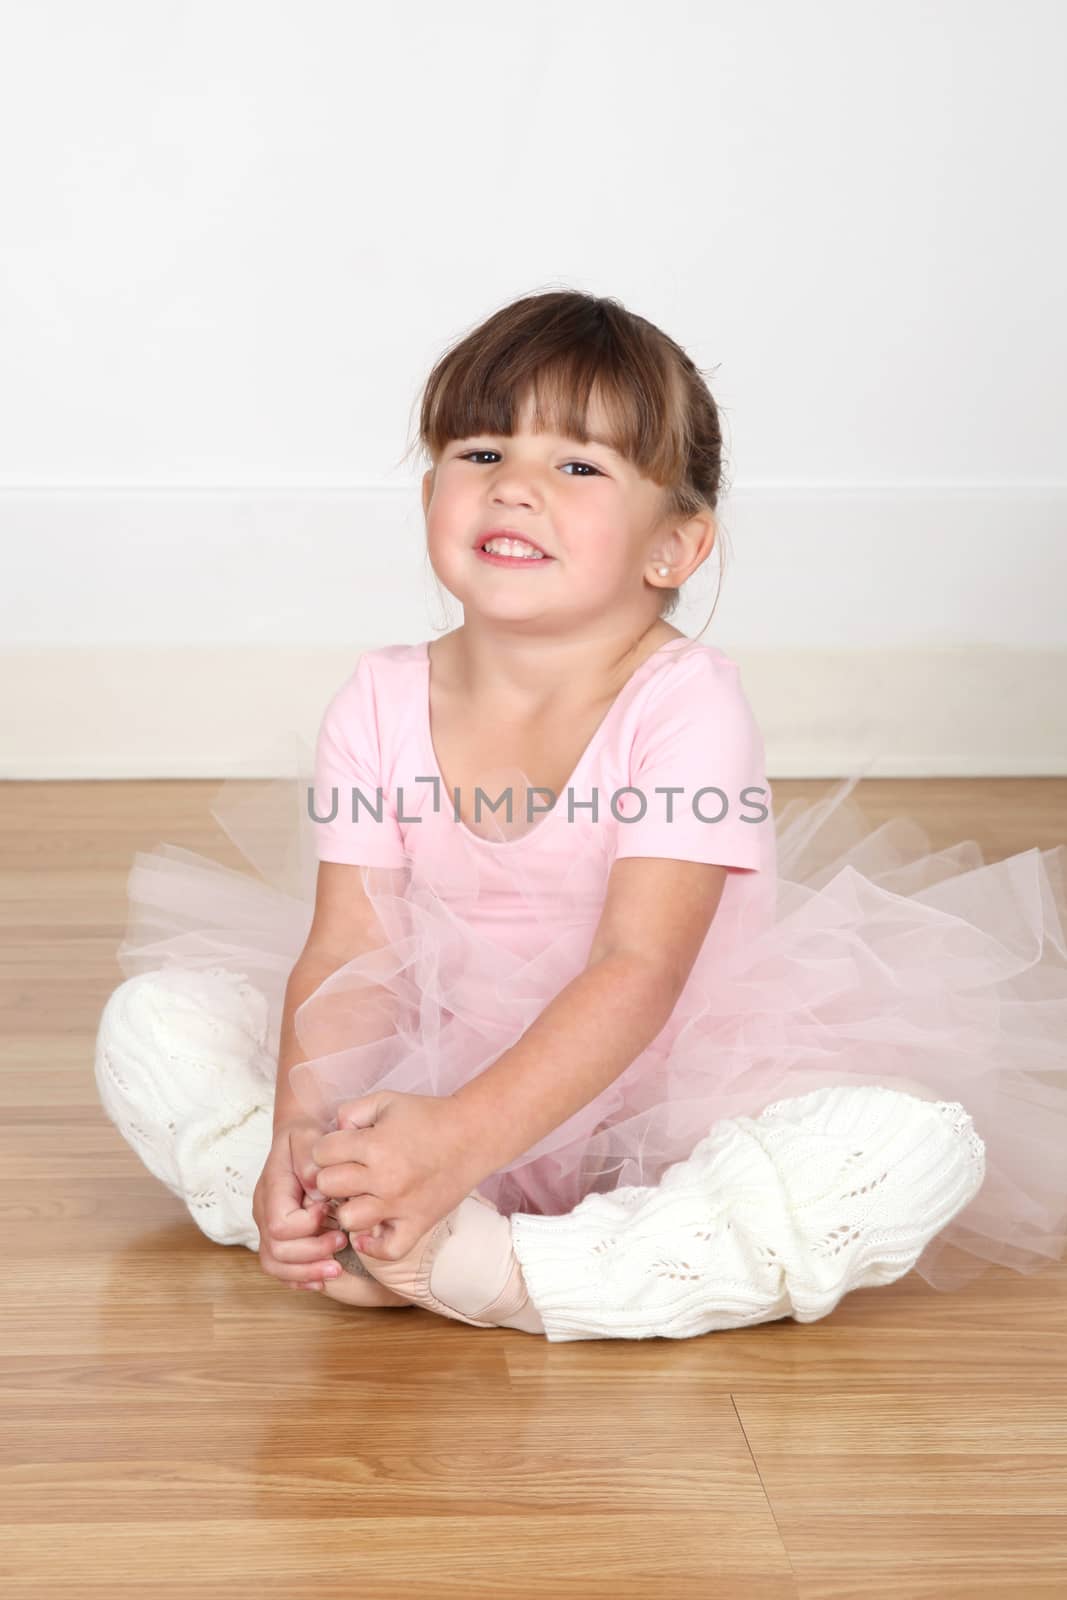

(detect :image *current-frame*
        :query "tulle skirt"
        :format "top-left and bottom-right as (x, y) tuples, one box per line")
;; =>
(112, 759), (1067, 1296)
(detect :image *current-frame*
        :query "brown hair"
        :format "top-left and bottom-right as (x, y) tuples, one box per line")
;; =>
(400, 289), (730, 636)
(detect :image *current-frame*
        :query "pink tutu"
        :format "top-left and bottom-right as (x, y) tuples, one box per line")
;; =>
(114, 749), (1067, 1296)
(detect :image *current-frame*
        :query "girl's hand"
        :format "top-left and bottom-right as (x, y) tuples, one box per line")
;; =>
(309, 1091), (485, 1264)
(251, 1117), (352, 1290)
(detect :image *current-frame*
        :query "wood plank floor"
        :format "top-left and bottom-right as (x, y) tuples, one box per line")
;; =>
(3, 778), (1066, 1598)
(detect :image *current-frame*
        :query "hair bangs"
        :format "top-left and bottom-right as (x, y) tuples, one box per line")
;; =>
(414, 294), (689, 492)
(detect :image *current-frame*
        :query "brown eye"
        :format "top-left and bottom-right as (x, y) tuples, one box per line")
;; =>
(457, 451), (602, 476)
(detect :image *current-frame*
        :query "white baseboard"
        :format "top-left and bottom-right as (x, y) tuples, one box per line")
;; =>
(3, 643), (1064, 778)
(2, 484), (1064, 776)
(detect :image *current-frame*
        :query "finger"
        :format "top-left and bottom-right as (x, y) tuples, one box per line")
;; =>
(311, 1197), (339, 1227)
(372, 1226), (408, 1263)
(311, 1128), (368, 1166)
(335, 1094), (384, 1130)
(352, 1235), (386, 1260)
(270, 1196), (333, 1240)
(301, 1189), (339, 1227)
(268, 1228), (351, 1265)
(333, 1198), (389, 1235)
(269, 1254), (346, 1286)
(354, 1219), (405, 1260)
(313, 1160), (372, 1200)
(264, 1168), (319, 1238)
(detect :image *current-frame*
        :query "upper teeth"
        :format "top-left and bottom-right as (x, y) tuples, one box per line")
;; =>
(482, 537), (544, 560)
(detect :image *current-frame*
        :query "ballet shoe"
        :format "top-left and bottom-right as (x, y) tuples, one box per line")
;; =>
(354, 1190), (537, 1329)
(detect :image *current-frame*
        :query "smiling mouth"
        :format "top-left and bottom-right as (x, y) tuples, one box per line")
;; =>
(476, 544), (555, 565)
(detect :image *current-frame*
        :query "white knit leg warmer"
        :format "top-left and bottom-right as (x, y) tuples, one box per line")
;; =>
(509, 1084), (987, 1342)
(93, 967), (277, 1249)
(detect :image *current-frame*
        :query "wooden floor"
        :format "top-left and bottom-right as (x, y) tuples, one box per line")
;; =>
(3, 777), (1066, 1598)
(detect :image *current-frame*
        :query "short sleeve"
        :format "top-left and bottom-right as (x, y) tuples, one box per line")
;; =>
(310, 656), (407, 868)
(612, 652), (771, 871)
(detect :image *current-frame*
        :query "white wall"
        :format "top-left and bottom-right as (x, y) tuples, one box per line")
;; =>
(1, 1), (1064, 776)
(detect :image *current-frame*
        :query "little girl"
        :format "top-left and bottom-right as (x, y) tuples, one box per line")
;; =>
(95, 290), (1066, 1342)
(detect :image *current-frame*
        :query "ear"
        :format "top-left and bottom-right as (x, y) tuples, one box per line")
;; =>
(660, 510), (717, 584)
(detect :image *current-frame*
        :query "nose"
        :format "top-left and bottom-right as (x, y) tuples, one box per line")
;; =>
(487, 461), (545, 509)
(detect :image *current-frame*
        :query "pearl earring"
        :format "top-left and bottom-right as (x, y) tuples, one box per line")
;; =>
(657, 566), (669, 577)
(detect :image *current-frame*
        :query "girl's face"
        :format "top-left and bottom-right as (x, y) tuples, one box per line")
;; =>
(421, 394), (671, 631)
